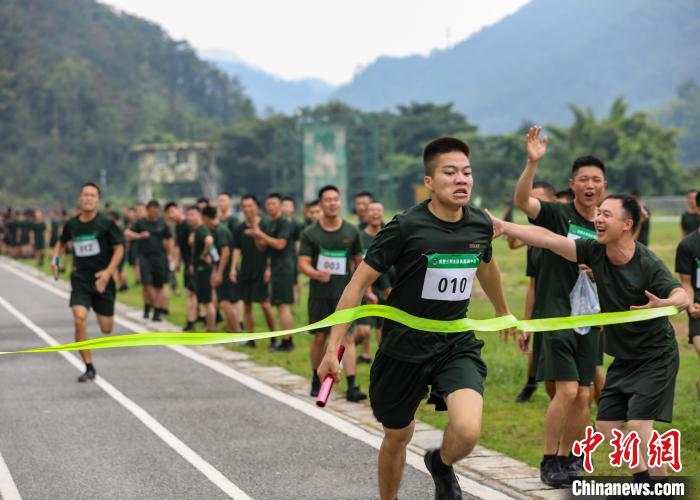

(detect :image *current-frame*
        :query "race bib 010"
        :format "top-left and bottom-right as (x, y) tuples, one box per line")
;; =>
(567, 223), (597, 240)
(317, 248), (347, 275)
(421, 253), (480, 301)
(73, 233), (100, 257)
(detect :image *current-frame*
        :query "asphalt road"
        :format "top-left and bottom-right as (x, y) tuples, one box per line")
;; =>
(0, 263), (462, 500)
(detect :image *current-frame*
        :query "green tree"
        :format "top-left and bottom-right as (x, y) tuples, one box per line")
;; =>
(392, 103), (476, 156)
(538, 98), (683, 195)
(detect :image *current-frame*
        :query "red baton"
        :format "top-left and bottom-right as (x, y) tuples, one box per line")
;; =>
(315, 345), (345, 408)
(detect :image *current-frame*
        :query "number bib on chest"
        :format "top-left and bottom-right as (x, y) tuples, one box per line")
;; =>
(567, 223), (597, 240)
(421, 254), (480, 301)
(73, 233), (101, 257)
(317, 248), (347, 275)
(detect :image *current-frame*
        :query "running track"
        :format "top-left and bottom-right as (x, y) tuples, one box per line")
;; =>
(0, 261), (510, 499)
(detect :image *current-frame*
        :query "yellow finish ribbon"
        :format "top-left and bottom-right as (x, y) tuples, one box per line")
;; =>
(0, 305), (679, 355)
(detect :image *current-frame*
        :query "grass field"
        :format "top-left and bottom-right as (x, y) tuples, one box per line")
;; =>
(27, 217), (699, 477)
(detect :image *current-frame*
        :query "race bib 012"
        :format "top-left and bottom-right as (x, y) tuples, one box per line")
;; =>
(73, 233), (100, 257)
(317, 248), (347, 275)
(567, 223), (597, 240)
(421, 253), (480, 301)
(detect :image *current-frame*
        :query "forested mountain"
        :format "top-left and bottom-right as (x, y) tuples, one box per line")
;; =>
(333, 0), (700, 133)
(655, 81), (700, 169)
(0, 0), (253, 202)
(202, 50), (335, 115)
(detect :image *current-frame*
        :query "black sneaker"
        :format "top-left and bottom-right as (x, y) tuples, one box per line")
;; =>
(269, 338), (278, 350)
(346, 386), (367, 402)
(152, 309), (162, 322)
(357, 355), (372, 364)
(143, 305), (152, 319)
(183, 321), (196, 332)
(118, 284), (128, 292)
(310, 378), (321, 398)
(274, 340), (294, 352)
(245, 340), (256, 348)
(515, 383), (538, 403)
(215, 311), (224, 324)
(540, 459), (571, 488)
(423, 449), (462, 500)
(561, 455), (583, 483)
(78, 369), (96, 383)
(197, 316), (206, 324)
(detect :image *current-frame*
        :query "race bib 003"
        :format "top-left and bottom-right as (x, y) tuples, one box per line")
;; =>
(317, 248), (347, 275)
(421, 253), (480, 301)
(567, 223), (597, 240)
(73, 233), (100, 257)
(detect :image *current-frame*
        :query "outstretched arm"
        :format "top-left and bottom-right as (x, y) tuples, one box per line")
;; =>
(514, 127), (548, 220)
(487, 210), (577, 263)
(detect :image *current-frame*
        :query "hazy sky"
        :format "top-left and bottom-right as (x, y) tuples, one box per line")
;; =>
(103, 0), (530, 85)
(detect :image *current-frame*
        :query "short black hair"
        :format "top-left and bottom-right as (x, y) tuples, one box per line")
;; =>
(423, 137), (470, 176)
(695, 192), (700, 207)
(354, 191), (373, 200)
(164, 201), (177, 211)
(281, 196), (295, 205)
(202, 205), (217, 219)
(80, 182), (101, 197)
(318, 185), (340, 200)
(265, 192), (282, 201)
(219, 191), (232, 198)
(146, 199), (160, 209)
(571, 155), (606, 177)
(196, 197), (209, 206)
(556, 189), (574, 201)
(308, 199), (319, 207)
(532, 181), (556, 199)
(240, 193), (259, 206)
(187, 205), (201, 213)
(604, 194), (641, 232)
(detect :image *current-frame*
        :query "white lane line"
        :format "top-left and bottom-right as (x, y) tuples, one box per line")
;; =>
(0, 293), (251, 500)
(0, 261), (513, 500)
(0, 449), (22, 500)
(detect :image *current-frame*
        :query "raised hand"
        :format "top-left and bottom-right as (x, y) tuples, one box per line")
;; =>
(526, 126), (548, 163)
